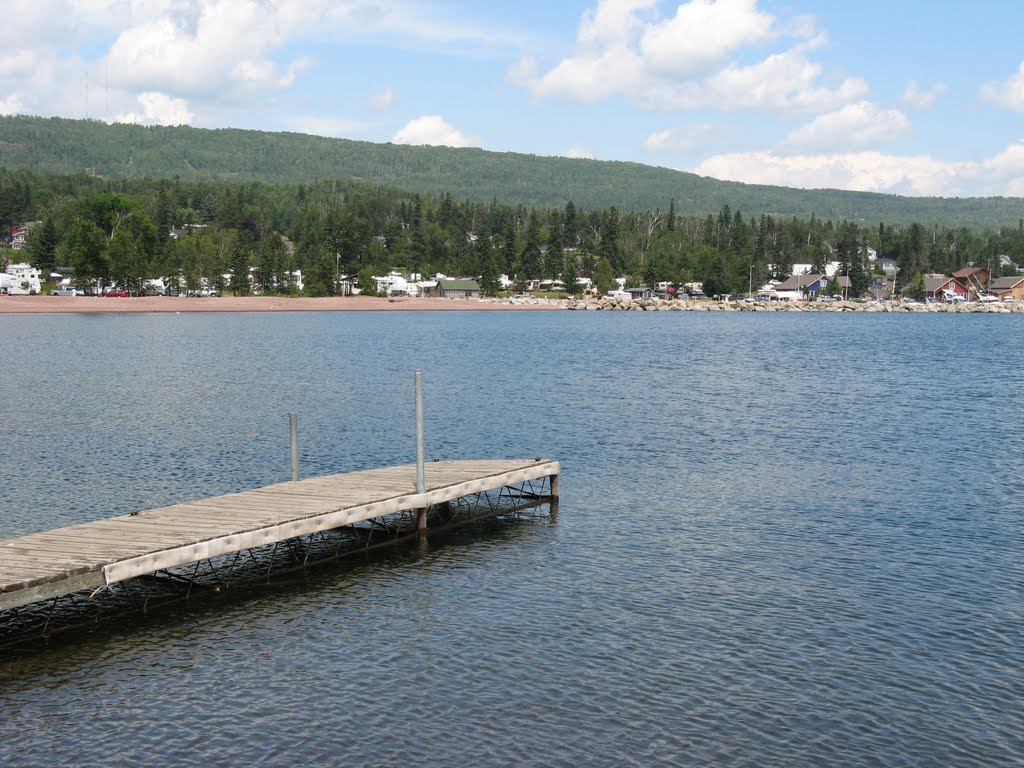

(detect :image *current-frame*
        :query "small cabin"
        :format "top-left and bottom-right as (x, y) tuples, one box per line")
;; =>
(435, 279), (481, 299)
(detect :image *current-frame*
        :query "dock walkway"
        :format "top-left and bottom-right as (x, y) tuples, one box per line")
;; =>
(0, 458), (559, 613)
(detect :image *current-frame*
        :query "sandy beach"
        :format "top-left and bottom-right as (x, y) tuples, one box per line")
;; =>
(0, 295), (561, 314)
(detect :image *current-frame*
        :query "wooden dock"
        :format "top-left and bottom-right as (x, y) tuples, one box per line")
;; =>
(0, 458), (559, 613)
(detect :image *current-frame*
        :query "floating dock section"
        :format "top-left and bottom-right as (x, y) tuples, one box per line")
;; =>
(0, 459), (559, 615)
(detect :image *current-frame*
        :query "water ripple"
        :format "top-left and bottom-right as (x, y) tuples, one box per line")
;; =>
(1, 312), (1022, 766)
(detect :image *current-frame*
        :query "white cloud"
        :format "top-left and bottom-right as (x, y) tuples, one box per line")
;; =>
(579, 0), (657, 45)
(510, 46), (644, 104)
(110, 91), (194, 125)
(643, 122), (718, 152)
(696, 42), (868, 112)
(391, 115), (480, 148)
(368, 86), (394, 111)
(903, 80), (946, 110)
(3, 0), (525, 128)
(980, 62), (1024, 112)
(104, 1), (314, 97)
(0, 94), (27, 115)
(0, 51), (39, 80)
(694, 150), (962, 195)
(779, 102), (911, 153)
(971, 140), (1024, 192)
(511, 1), (861, 114)
(640, 0), (776, 78)
(565, 145), (595, 159)
(692, 142), (1024, 197)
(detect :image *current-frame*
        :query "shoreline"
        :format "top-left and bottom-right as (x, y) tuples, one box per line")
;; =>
(3, 294), (1022, 314)
(0, 295), (562, 314)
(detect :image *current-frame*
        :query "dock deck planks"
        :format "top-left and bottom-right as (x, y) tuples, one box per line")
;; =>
(0, 459), (558, 612)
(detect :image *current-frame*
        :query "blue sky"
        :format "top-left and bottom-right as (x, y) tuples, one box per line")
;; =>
(5, 0), (1024, 197)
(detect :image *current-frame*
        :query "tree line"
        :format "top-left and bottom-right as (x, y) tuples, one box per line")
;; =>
(3, 115), (1024, 228)
(3, 169), (1024, 298)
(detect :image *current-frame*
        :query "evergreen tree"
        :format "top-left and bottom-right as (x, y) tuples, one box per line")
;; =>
(898, 223), (926, 286)
(563, 201), (578, 249)
(519, 209), (542, 285)
(303, 244), (336, 296)
(229, 236), (252, 295)
(562, 252), (579, 297)
(599, 207), (622, 272)
(478, 237), (500, 297)
(27, 218), (59, 272)
(500, 220), (517, 275)
(409, 195), (426, 275)
(255, 235), (283, 293)
(546, 217), (563, 278)
(153, 182), (173, 253)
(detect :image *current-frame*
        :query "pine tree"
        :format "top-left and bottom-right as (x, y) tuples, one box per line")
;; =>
(229, 236), (252, 295)
(546, 217), (563, 279)
(496, 221), (515, 275)
(478, 237), (500, 297)
(409, 195), (426, 276)
(519, 209), (542, 286)
(27, 218), (59, 272)
(599, 207), (621, 272)
(562, 252), (579, 297)
(563, 201), (578, 250)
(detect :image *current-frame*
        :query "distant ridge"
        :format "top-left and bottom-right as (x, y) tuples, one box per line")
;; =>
(0, 114), (1020, 227)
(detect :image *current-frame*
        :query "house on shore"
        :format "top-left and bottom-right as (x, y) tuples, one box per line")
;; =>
(625, 287), (654, 300)
(990, 275), (1024, 302)
(923, 274), (968, 302)
(435, 278), (481, 299)
(953, 267), (991, 297)
(775, 273), (832, 297)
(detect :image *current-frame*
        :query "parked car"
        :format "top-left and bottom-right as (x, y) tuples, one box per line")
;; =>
(164, 286), (181, 296)
(103, 288), (128, 297)
(187, 288), (221, 297)
(51, 287), (83, 296)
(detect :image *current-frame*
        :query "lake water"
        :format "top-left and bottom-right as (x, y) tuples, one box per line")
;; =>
(1, 310), (1022, 767)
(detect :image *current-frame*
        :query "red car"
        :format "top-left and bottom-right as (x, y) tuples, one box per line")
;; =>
(103, 289), (128, 297)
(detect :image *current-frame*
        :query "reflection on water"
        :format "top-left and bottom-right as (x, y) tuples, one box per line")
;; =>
(1, 311), (1022, 767)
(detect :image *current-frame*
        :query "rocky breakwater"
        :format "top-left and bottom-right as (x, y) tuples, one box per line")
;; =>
(562, 297), (1024, 313)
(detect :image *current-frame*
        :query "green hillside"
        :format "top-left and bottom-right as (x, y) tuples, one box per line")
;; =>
(0, 114), (1020, 227)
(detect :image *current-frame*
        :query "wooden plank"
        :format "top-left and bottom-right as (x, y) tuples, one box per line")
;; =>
(100, 460), (558, 585)
(0, 572), (106, 610)
(89, 520), (241, 536)
(0, 549), (99, 570)
(5, 536), (139, 554)
(0, 459), (558, 611)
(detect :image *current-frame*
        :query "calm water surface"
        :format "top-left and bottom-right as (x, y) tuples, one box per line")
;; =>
(1, 310), (1022, 766)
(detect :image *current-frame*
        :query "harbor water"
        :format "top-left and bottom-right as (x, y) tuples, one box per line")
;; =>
(1, 310), (1022, 766)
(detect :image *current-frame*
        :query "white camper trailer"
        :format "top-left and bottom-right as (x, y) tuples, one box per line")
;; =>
(2, 263), (42, 295)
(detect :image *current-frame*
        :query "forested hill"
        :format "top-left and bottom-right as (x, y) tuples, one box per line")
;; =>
(0, 114), (1020, 227)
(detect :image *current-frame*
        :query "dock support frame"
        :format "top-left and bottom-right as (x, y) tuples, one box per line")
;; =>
(0, 473), (558, 648)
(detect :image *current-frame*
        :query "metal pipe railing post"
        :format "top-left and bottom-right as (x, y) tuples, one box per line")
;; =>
(414, 370), (427, 535)
(415, 370), (425, 494)
(289, 413), (299, 482)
